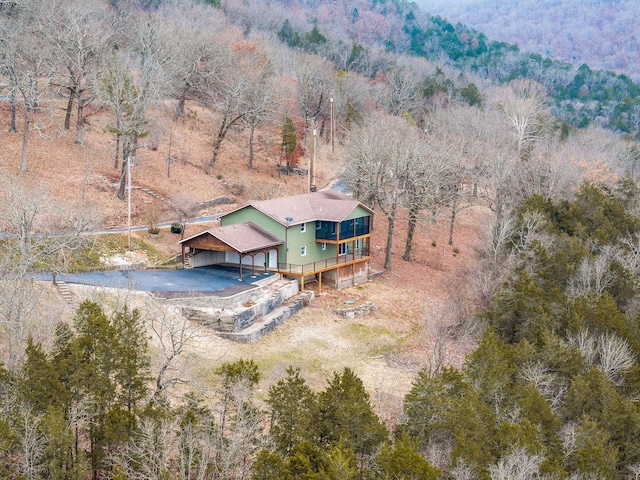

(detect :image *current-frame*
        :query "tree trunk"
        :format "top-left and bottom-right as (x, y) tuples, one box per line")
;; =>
(248, 120), (256, 169)
(403, 204), (419, 261)
(384, 202), (397, 271)
(117, 157), (127, 201)
(448, 200), (457, 246)
(9, 88), (17, 134)
(117, 140), (131, 201)
(64, 87), (75, 130)
(173, 92), (186, 121)
(208, 117), (229, 172)
(75, 95), (84, 144)
(114, 117), (121, 169)
(20, 107), (31, 173)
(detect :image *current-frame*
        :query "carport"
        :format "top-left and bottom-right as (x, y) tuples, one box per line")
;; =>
(179, 222), (283, 281)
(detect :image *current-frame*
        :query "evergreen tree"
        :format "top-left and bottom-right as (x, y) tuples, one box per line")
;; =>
(368, 432), (440, 480)
(267, 367), (317, 456)
(251, 449), (292, 480)
(18, 337), (67, 415)
(277, 20), (302, 48)
(313, 367), (388, 458)
(281, 116), (297, 173)
(51, 300), (150, 479)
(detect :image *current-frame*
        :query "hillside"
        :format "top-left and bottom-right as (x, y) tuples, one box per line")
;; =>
(423, 0), (640, 80)
(0, 92), (487, 413)
(6, 1), (640, 478)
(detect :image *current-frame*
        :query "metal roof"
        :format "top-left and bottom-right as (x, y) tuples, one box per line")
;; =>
(224, 189), (374, 226)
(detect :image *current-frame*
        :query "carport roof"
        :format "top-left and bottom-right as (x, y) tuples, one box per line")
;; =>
(180, 221), (283, 253)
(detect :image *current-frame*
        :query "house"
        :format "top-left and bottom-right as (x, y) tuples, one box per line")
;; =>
(179, 189), (375, 291)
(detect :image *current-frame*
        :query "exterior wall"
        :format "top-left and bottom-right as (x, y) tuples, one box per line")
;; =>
(221, 207), (287, 265)
(284, 221), (336, 266)
(345, 206), (373, 221)
(224, 250), (278, 269)
(191, 250), (225, 267)
(323, 261), (370, 287)
(221, 206), (284, 233)
(219, 205), (372, 268)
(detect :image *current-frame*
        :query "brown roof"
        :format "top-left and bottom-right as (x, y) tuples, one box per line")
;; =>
(229, 189), (374, 226)
(180, 221), (283, 253)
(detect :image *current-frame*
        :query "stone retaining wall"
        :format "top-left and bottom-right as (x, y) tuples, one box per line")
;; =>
(333, 301), (378, 318)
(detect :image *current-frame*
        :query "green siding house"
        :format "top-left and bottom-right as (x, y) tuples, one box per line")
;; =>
(180, 189), (375, 290)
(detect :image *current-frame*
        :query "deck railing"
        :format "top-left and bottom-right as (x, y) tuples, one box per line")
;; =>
(276, 252), (369, 275)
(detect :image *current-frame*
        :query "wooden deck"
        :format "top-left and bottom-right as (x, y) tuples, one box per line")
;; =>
(273, 253), (371, 292)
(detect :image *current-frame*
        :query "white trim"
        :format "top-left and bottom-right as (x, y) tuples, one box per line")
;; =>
(301, 245), (307, 256)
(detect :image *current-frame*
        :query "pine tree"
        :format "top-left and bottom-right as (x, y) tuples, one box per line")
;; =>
(368, 433), (440, 480)
(313, 367), (388, 458)
(266, 367), (317, 456)
(280, 116), (297, 173)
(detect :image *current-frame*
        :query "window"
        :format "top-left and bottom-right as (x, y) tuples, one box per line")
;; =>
(339, 243), (347, 255)
(301, 245), (307, 256)
(300, 223), (306, 233)
(316, 221), (322, 230)
(321, 242), (326, 251)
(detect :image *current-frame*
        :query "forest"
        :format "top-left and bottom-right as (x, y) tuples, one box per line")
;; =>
(425, 0), (640, 82)
(3, 0), (640, 478)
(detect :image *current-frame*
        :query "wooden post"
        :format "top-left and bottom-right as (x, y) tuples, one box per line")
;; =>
(251, 254), (256, 278)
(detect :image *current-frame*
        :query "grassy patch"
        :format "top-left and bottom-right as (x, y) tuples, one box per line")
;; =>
(66, 234), (173, 272)
(342, 323), (402, 355)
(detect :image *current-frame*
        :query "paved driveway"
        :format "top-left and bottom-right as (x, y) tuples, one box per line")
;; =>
(42, 266), (274, 298)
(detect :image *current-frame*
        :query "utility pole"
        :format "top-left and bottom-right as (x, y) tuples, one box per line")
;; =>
(310, 118), (317, 192)
(127, 156), (132, 253)
(167, 129), (173, 178)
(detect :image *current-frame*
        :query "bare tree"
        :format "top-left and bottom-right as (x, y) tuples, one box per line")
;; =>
(205, 40), (274, 172)
(488, 447), (543, 480)
(114, 416), (177, 480)
(98, 39), (166, 200)
(567, 330), (636, 385)
(170, 192), (201, 240)
(402, 126), (457, 261)
(423, 300), (459, 377)
(242, 74), (283, 169)
(148, 307), (202, 404)
(295, 53), (335, 142)
(343, 109), (422, 270)
(153, 0), (227, 121)
(0, 174), (94, 370)
(567, 246), (619, 299)
(493, 79), (551, 158)
(520, 362), (566, 412)
(47, 0), (117, 144)
(16, 406), (46, 480)
(371, 57), (429, 121)
(3, 1), (56, 173)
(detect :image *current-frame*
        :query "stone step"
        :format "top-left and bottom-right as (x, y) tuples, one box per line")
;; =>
(218, 292), (314, 344)
(55, 281), (79, 308)
(139, 187), (163, 200)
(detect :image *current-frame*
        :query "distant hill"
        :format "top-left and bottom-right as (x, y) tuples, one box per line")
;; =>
(420, 0), (640, 80)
